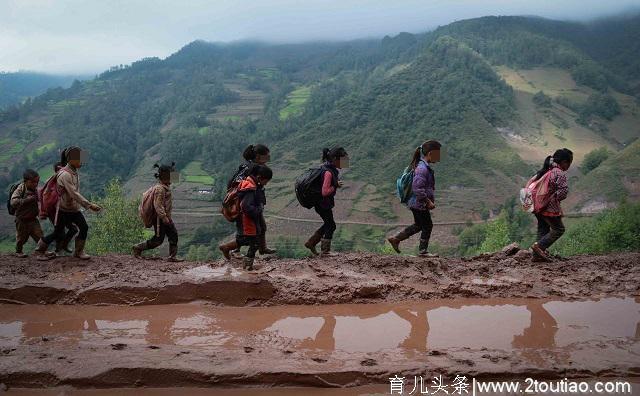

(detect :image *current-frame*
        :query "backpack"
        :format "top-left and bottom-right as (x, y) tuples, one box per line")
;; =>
(38, 169), (68, 223)
(396, 166), (415, 204)
(6, 183), (22, 216)
(221, 183), (241, 222)
(294, 167), (325, 209)
(139, 185), (158, 228)
(520, 170), (553, 213)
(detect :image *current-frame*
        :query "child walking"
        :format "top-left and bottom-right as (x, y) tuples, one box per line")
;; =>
(37, 146), (102, 259)
(226, 144), (275, 256)
(132, 163), (184, 262)
(388, 140), (441, 256)
(304, 147), (348, 256)
(530, 148), (573, 262)
(221, 164), (273, 270)
(10, 169), (44, 258)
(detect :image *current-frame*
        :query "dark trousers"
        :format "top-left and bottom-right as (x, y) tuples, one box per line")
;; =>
(147, 221), (178, 248)
(43, 211), (88, 245)
(400, 209), (433, 241)
(535, 214), (565, 250)
(15, 218), (43, 252)
(236, 235), (258, 258)
(314, 205), (336, 239)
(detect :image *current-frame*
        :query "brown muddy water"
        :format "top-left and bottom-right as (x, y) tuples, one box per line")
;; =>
(1, 297), (638, 354)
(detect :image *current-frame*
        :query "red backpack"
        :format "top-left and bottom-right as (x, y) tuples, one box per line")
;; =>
(221, 183), (240, 222)
(38, 169), (68, 224)
(520, 170), (553, 213)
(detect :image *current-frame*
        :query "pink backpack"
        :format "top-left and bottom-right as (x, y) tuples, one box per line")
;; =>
(520, 171), (553, 213)
(38, 168), (68, 224)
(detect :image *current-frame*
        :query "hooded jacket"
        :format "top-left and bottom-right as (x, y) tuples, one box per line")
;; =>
(236, 176), (265, 236)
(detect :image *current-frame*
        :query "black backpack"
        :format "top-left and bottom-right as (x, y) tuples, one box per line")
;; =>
(294, 167), (325, 209)
(6, 183), (22, 216)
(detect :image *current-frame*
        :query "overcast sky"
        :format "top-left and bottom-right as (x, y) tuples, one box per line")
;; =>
(2, 0), (639, 75)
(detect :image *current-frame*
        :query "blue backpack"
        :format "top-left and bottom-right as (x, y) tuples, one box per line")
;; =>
(396, 166), (414, 204)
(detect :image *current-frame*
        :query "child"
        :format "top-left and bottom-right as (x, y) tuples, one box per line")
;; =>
(52, 161), (78, 254)
(388, 140), (441, 256)
(132, 163), (184, 262)
(530, 148), (573, 262)
(226, 144), (275, 256)
(37, 146), (102, 260)
(221, 164), (272, 270)
(304, 147), (348, 256)
(10, 169), (43, 258)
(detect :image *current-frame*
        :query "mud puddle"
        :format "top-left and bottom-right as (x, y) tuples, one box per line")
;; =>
(1, 297), (637, 355)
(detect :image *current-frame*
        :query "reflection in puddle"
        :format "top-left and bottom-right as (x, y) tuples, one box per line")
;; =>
(0, 298), (637, 357)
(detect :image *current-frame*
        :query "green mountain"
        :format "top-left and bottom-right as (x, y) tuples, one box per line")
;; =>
(1, 14), (639, 254)
(0, 72), (85, 110)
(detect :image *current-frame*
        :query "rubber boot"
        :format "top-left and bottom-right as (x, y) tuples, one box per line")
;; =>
(531, 242), (552, 262)
(132, 241), (148, 259)
(258, 233), (276, 255)
(15, 246), (27, 258)
(418, 239), (438, 257)
(219, 240), (239, 260)
(243, 256), (255, 271)
(304, 231), (322, 256)
(73, 239), (91, 260)
(320, 238), (338, 257)
(167, 244), (184, 262)
(56, 237), (73, 254)
(35, 239), (56, 259)
(387, 228), (413, 254)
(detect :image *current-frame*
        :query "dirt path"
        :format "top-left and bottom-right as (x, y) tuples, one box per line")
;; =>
(0, 249), (637, 306)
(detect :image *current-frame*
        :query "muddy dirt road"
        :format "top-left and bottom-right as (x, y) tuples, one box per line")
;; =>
(0, 248), (638, 393)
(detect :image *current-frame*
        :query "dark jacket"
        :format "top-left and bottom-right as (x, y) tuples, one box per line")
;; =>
(408, 160), (435, 211)
(236, 176), (265, 237)
(228, 160), (252, 189)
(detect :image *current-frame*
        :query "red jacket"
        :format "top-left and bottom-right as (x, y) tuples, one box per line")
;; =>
(235, 176), (265, 236)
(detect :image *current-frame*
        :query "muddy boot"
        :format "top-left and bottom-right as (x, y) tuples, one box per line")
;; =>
(73, 239), (90, 260)
(167, 244), (185, 262)
(418, 239), (438, 257)
(219, 240), (239, 260)
(55, 237), (73, 254)
(132, 242), (148, 259)
(243, 256), (255, 271)
(531, 242), (552, 262)
(15, 248), (27, 258)
(387, 229), (412, 254)
(258, 234), (276, 255)
(35, 239), (56, 259)
(304, 231), (322, 256)
(320, 239), (338, 257)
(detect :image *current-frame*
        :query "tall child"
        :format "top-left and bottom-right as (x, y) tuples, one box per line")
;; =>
(132, 163), (184, 262)
(304, 147), (348, 256)
(388, 140), (441, 256)
(221, 164), (272, 270)
(530, 148), (573, 262)
(37, 147), (102, 259)
(10, 169), (43, 258)
(225, 144), (275, 256)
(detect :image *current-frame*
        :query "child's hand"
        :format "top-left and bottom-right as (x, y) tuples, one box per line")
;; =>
(427, 199), (436, 210)
(162, 217), (172, 225)
(89, 203), (102, 212)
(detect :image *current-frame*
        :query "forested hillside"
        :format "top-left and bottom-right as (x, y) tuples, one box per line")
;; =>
(0, 72), (83, 110)
(1, 14), (638, 256)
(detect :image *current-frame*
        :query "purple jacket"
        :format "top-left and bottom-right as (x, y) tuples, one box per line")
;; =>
(408, 160), (435, 211)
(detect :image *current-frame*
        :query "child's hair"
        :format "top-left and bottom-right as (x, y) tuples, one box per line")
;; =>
(60, 146), (81, 167)
(153, 162), (176, 180)
(534, 148), (573, 180)
(410, 140), (441, 169)
(23, 169), (39, 181)
(242, 144), (270, 161)
(322, 147), (348, 162)
(248, 164), (273, 180)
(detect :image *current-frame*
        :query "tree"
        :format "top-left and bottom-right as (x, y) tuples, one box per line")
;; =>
(86, 179), (145, 255)
(532, 91), (552, 108)
(580, 147), (611, 174)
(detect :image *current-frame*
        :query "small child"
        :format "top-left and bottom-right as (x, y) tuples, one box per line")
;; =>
(232, 164), (272, 270)
(10, 169), (43, 258)
(132, 163), (184, 262)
